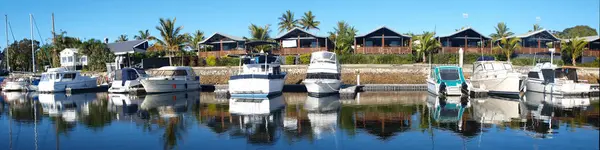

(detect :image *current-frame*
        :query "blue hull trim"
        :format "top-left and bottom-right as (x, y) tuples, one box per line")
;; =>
(488, 91), (520, 99)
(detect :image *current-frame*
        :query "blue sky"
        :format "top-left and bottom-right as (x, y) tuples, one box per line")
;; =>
(1, 0), (598, 47)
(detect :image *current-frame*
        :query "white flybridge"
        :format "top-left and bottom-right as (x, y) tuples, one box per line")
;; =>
(303, 51), (342, 97)
(523, 62), (592, 96)
(108, 68), (148, 93)
(140, 66), (200, 93)
(37, 68), (98, 92)
(470, 56), (522, 98)
(228, 41), (286, 97)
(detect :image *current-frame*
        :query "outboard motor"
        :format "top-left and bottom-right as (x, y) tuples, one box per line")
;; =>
(461, 82), (469, 96)
(439, 82), (447, 96)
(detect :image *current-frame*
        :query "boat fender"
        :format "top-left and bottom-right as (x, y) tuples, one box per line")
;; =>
(460, 95), (469, 107)
(461, 82), (469, 95)
(438, 96), (447, 108)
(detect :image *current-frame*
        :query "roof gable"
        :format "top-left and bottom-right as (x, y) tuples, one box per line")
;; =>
(439, 27), (490, 40)
(199, 33), (244, 44)
(510, 29), (559, 41)
(107, 40), (148, 54)
(274, 27), (325, 40)
(355, 26), (410, 38)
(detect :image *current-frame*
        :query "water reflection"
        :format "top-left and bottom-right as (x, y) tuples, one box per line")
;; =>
(0, 91), (597, 149)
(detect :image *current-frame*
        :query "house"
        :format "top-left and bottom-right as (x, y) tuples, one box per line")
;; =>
(354, 26), (412, 54)
(438, 27), (491, 54)
(59, 48), (88, 70)
(509, 29), (560, 54)
(274, 27), (331, 55)
(564, 35), (600, 56)
(197, 33), (246, 57)
(107, 40), (149, 70)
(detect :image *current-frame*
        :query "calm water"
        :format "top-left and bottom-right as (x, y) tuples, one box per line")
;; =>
(0, 91), (598, 150)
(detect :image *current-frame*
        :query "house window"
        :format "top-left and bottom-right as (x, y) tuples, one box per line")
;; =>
(61, 57), (67, 63)
(80, 56), (87, 64)
(68, 57), (73, 62)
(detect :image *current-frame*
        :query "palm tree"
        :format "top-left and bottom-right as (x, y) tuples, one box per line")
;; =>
(561, 38), (588, 66)
(494, 37), (521, 62)
(190, 30), (205, 50)
(134, 29), (156, 40)
(249, 24), (271, 40)
(531, 24), (543, 32)
(155, 17), (185, 65)
(412, 32), (441, 63)
(328, 21), (357, 54)
(489, 22), (514, 39)
(116, 34), (128, 42)
(278, 10), (298, 33)
(299, 11), (320, 30)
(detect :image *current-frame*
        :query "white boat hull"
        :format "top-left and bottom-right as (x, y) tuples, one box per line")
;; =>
(38, 79), (98, 92)
(303, 79), (341, 95)
(108, 80), (143, 93)
(141, 79), (200, 93)
(2, 81), (37, 91)
(427, 79), (463, 96)
(471, 76), (520, 96)
(525, 80), (591, 95)
(229, 78), (285, 97)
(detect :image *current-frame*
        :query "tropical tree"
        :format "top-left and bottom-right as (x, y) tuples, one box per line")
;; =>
(6, 39), (40, 71)
(561, 38), (588, 66)
(116, 34), (128, 42)
(412, 32), (440, 63)
(493, 37), (521, 62)
(79, 39), (115, 71)
(561, 25), (598, 39)
(190, 30), (205, 50)
(328, 21), (357, 54)
(52, 31), (82, 67)
(155, 18), (185, 51)
(278, 10), (299, 33)
(530, 24), (543, 32)
(249, 24), (271, 40)
(134, 29), (156, 40)
(299, 11), (320, 30)
(489, 22), (514, 39)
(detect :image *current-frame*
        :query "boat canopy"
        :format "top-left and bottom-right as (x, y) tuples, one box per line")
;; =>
(310, 51), (337, 64)
(434, 66), (465, 86)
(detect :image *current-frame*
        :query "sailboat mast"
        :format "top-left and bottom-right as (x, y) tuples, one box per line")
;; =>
(52, 13), (55, 68)
(30, 14), (36, 72)
(5, 15), (9, 72)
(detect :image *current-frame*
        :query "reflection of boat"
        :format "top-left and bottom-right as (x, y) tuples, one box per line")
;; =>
(427, 66), (469, 96)
(523, 92), (590, 109)
(229, 42), (286, 97)
(472, 98), (523, 124)
(38, 93), (97, 122)
(140, 91), (199, 118)
(38, 68), (98, 92)
(108, 93), (143, 115)
(427, 93), (470, 123)
(303, 51), (341, 96)
(228, 94), (285, 144)
(470, 57), (521, 98)
(141, 66), (201, 93)
(524, 63), (592, 95)
(2, 92), (28, 103)
(108, 68), (148, 93)
(304, 94), (340, 139)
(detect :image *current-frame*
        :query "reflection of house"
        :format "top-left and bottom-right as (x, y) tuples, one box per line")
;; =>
(509, 29), (560, 54)
(438, 27), (491, 54)
(107, 40), (149, 70)
(354, 26), (412, 54)
(197, 33), (246, 57)
(60, 48), (88, 70)
(274, 27), (331, 55)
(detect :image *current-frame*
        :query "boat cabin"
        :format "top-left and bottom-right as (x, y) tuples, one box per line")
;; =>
(151, 66), (198, 78)
(431, 66), (466, 86)
(114, 68), (148, 80)
(40, 68), (83, 82)
(527, 62), (558, 84)
(239, 54), (283, 75)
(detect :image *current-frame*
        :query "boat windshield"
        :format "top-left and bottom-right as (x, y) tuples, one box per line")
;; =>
(153, 70), (188, 76)
(311, 53), (336, 64)
(439, 68), (460, 80)
(243, 56), (278, 64)
(41, 73), (60, 81)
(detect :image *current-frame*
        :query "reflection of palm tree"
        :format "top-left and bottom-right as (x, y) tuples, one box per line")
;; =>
(80, 100), (115, 130)
(162, 117), (184, 150)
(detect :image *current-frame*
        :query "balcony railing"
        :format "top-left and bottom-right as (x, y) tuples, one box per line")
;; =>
(198, 50), (246, 57)
(441, 47), (492, 54)
(274, 47), (326, 55)
(355, 46), (411, 54)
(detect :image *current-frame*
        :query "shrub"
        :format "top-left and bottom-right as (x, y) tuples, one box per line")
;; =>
(338, 54), (414, 64)
(189, 56), (197, 67)
(339, 54), (370, 64)
(285, 56), (296, 65)
(206, 56), (217, 66)
(299, 53), (311, 64)
(574, 57), (599, 68)
(217, 57), (240, 66)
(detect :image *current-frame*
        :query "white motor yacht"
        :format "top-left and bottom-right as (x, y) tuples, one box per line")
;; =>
(108, 68), (148, 93)
(303, 51), (342, 97)
(2, 76), (40, 92)
(38, 68), (98, 93)
(228, 53), (286, 97)
(523, 62), (592, 96)
(141, 66), (200, 93)
(470, 57), (521, 98)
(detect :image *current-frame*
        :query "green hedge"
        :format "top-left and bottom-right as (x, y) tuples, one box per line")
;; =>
(299, 54), (311, 64)
(216, 57), (240, 66)
(206, 56), (217, 66)
(431, 53), (500, 64)
(339, 54), (414, 64)
(285, 56), (296, 65)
